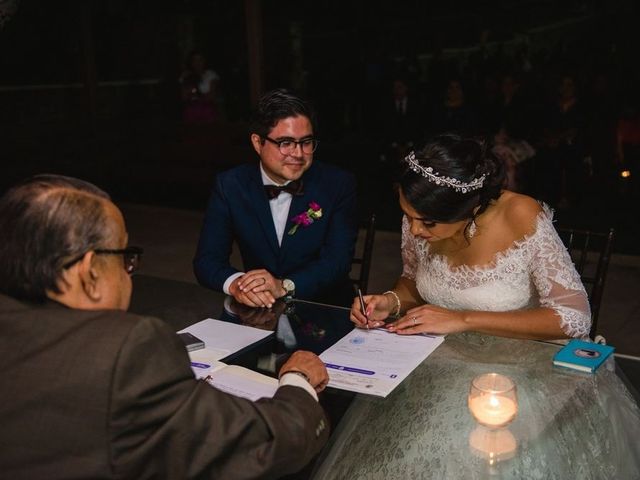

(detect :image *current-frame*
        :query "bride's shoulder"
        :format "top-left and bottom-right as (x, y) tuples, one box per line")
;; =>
(495, 192), (543, 239)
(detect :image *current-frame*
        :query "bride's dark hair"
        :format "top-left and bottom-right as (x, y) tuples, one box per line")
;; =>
(399, 133), (504, 225)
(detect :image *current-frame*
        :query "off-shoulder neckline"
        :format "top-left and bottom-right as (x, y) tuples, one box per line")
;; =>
(415, 204), (554, 273)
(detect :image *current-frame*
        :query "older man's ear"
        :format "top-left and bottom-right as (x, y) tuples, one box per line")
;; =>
(47, 251), (103, 308)
(78, 251), (104, 304)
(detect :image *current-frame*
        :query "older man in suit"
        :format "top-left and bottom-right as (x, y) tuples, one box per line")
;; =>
(0, 174), (329, 479)
(194, 89), (358, 308)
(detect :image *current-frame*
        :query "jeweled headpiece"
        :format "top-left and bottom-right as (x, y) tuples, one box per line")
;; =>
(404, 151), (486, 193)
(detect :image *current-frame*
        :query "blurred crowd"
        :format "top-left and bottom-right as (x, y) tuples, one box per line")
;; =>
(349, 44), (639, 210)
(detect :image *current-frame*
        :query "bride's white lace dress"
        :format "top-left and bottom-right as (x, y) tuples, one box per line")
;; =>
(311, 210), (640, 480)
(400, 206), (591, 337)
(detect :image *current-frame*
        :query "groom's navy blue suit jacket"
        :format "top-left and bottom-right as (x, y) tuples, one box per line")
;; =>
(194, 161), (358, 305)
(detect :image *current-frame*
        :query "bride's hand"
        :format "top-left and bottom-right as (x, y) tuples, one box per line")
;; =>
(387, 305), (467, 335)
(349, 294), (393, 329)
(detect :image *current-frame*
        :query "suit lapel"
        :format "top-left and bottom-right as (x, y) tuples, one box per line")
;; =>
(247, 166), (280, 255)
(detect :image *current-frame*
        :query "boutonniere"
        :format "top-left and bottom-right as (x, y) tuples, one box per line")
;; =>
(288, 201), (323, 235)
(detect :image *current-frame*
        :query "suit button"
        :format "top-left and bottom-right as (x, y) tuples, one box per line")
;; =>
(315, 419), (326, 437)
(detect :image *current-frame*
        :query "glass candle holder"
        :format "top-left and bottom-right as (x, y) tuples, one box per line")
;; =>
(468, 373), (518, 429)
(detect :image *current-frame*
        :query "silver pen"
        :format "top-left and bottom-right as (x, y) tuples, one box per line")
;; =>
(357, 288), (370, 329)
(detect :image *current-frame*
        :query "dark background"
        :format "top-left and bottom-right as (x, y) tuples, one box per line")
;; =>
(1, 0), (639, 252)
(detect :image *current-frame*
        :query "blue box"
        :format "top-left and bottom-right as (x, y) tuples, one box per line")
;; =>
(553, 339), (615, 373)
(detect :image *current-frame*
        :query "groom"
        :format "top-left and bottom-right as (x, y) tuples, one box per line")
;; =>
(194, 89), (358, 307)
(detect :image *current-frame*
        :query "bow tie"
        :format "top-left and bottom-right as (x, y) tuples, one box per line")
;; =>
(264, 180), (304, 200)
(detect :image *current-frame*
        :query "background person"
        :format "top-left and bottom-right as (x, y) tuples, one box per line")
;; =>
(179, 49), (221, 124)
(350, 133), (591, 340)
(194, 88), (358, 307)
(0, 174), (329, 479)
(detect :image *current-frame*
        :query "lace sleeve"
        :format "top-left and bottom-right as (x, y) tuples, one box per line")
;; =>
(401, 216), (420, 280)
(528, 208), (592, 338)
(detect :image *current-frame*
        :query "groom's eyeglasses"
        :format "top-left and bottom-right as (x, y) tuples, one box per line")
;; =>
(63, 246), (144, 275)
(263, 136), (318, 155)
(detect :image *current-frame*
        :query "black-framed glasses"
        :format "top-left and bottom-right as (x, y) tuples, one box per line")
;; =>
(263, 136), (318, 155)
(63, 246), (144, 275)
(95, 246), (144, 275)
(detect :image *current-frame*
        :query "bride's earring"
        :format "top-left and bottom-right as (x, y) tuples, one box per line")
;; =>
(467, 220), (477, 239)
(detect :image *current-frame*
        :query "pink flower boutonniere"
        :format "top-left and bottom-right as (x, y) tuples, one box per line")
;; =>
(288, 201), (323, 235)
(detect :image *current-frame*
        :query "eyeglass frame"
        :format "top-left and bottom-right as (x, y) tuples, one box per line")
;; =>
(63, 246), (144, 275)
(263, 135), (318, 155)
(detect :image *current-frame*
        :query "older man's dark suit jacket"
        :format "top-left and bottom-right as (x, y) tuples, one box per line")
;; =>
(0, 294), (329, 479)
(193, 161), (358, 306)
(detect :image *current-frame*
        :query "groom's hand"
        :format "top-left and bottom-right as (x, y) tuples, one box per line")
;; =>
(231, 269), (285, 307)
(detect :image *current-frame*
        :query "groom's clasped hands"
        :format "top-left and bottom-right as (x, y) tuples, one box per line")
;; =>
(230, 269), (287, 308)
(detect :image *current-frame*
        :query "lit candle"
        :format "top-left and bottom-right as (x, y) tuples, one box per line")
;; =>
(469, 394), (517, 428)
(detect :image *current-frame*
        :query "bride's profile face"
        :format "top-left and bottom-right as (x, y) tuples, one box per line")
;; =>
(399, 190), (467, 243)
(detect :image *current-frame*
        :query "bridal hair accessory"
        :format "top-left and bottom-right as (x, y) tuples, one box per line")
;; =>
(404, 151), (486, 193)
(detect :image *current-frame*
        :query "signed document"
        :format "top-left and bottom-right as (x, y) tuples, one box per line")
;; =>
(319, 329), (444, 397)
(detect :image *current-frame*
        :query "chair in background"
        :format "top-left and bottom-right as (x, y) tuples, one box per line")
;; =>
(351, 214), (377, 294)
(556, 227), (615, 339)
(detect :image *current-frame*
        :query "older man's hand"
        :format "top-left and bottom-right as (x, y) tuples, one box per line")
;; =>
(279, 351), (329, 393)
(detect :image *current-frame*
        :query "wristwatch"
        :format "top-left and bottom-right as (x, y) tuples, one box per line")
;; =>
(282, 278), (296, 298)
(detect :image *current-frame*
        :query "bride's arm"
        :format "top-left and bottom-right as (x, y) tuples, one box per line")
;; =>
(459, 199), (591, 340)
(392, 215), (426, 313)
(389, 276), (423, 315)
(461, 307), (568, 340)
(388, 303), (568, 340)
(389, 199), (591, 340)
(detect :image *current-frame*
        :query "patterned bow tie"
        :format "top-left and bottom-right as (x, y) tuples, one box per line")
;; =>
(264, 180), (304, 200)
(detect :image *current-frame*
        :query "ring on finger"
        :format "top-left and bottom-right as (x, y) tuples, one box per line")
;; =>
(412, 316), (417, 326)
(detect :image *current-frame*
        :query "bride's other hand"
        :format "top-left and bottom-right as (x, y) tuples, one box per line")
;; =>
(350, 294), (393, 329)
(387, 305), (467, 335)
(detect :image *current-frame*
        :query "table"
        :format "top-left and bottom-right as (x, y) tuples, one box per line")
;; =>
(130, 275), (640, 479)
(129, 275), (354, 359)
(311, 333), (640, 480)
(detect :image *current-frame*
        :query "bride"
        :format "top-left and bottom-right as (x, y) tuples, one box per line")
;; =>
(351, 133), (591, 340)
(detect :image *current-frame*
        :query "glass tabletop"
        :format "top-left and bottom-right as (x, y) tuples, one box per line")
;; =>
(129, 276), (640, 478)
(311, 332), (640, 479)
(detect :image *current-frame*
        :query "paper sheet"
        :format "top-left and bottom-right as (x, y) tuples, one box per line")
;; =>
(205, 365), (278, 402)
(179, 319), (278, 401)
(178, 318), (274, 362)
(188, 348), (228, 378)
(320, 328), (444, 397)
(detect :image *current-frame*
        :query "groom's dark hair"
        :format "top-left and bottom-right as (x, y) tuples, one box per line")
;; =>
(250, 88), (317, 139)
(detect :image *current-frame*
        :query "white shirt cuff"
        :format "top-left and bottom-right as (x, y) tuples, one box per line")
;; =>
(279, 372), (318, 401)
(223, 272), (245, 295)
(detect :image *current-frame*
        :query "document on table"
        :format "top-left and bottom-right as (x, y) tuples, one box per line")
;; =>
(178, 318), (274, 361)
(319, 329), (445, 397)
(184, 325), (278, 402)
(204, 364), (278, 402)
(189, 349), (278, 401)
